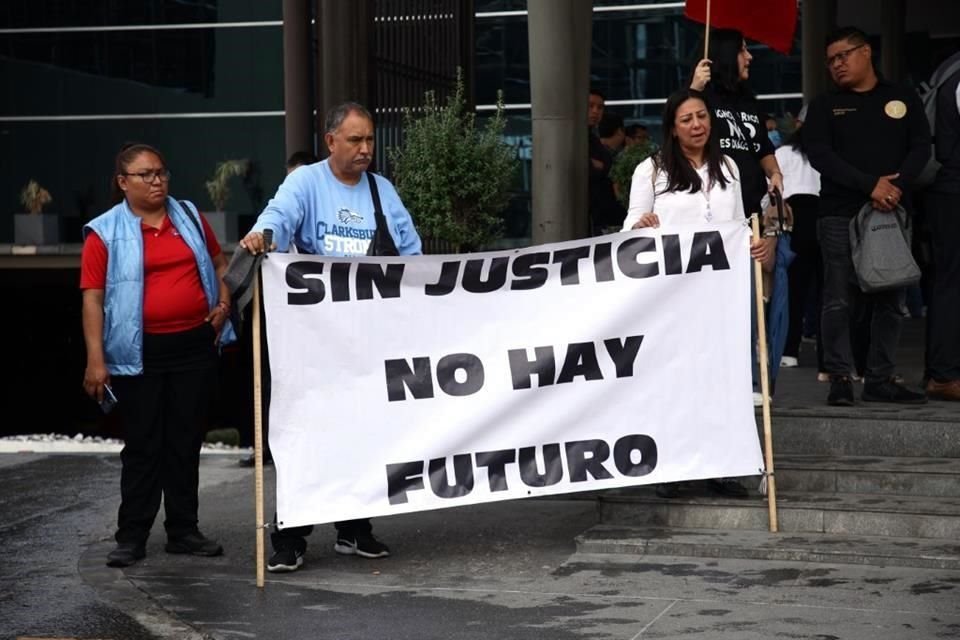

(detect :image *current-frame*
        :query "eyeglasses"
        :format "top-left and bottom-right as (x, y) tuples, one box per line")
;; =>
(825, 44), (864, 67)
(122, 169), (171, 183)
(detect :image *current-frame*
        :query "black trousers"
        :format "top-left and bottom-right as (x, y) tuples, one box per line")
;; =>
(818, 216), (903, 384)
(784, 194), (823, 370)
(111, 324), (218, 545)
(271, 517), (373, 554)
(926, 191), (960, 382)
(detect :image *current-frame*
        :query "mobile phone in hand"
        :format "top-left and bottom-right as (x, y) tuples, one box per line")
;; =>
(99, 384), (118, 414)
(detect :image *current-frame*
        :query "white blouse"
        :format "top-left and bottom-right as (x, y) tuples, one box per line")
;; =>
(774, 145), (820, 199)
(622, 155), (745, 230)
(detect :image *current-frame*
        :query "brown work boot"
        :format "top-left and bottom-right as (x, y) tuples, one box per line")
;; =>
(926, 379), (960, 401)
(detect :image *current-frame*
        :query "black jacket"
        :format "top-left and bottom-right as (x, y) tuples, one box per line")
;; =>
(805, 78), (931, 216)
(932, 67), (960, 194)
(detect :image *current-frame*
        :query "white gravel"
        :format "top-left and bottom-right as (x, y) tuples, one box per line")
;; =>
(0, 433), (247, 455)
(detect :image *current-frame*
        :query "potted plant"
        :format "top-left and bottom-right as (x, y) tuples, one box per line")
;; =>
(388, 70), (518, 253)
(204, 159), (250, 243)
(14, 180), (59, 245)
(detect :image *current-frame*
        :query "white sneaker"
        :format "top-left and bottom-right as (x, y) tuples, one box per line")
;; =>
(780, 356), (798, 367)
(753, 392), (773, 407)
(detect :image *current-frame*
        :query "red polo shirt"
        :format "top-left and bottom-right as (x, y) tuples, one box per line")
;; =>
(80, 214), (222, 334)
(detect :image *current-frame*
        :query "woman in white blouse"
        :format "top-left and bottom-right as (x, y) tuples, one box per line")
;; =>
(622, 88), (773, 271)
(624, 89), (771, 499)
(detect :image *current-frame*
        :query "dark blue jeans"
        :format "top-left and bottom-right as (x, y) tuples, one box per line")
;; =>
(818, 216), (904, 385)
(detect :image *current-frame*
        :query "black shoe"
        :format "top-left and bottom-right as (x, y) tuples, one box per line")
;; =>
(334, 534), (390, 559)
(827, 376), (855, 406)
(862, 378), (928, 405)
(267, 549), (304, 573)
(165, 531), (224, 556)
(238, 452), (273, 467)
(107, 542), (145, 568)
(709, 478), (749, 498)
(655, 483), (681, 499)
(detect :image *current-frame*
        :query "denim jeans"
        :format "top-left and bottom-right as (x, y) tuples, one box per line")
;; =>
(817, 216), (904, 384)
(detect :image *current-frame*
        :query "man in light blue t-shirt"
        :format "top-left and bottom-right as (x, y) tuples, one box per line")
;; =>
(241, 102), (422, 573)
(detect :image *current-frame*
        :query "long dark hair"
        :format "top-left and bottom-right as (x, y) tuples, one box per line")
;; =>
(654, 89), (731, 194)
(110, 142), (167, 205)
(699, 28), (752, 97)
(786, 122), (808, 154)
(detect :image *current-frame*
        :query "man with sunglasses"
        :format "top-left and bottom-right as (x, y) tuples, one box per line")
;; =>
(804, 26), (931, 407)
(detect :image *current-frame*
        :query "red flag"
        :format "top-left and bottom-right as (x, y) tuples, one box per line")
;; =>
(684, 0), (798, 55)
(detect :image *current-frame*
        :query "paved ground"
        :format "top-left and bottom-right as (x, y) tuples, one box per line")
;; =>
(3, 319), (956, 639)
(3, 453), (958, 640)
(772, 318), (956, 420)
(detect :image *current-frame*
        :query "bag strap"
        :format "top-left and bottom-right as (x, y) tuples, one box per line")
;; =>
(366, 172), (399, 256)
(178, 200), (204, 238)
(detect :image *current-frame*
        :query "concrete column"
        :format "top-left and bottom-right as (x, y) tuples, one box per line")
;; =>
(801, 0), (837, 103)
(316, 0), (372, 146)
(527, 0), (593, 244)
(879, 0), (906, 83)
(282, 0), (313, 158)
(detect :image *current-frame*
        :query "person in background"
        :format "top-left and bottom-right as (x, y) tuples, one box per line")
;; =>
(82, 143), (230, 568)
(766, 114), (783, 148)
(599, 111), (626, 155)
(924, 52), (960, 401)
(690, 29), (784, 216)
(240, 102), (421, 573)
(237, 150), (319, 469)
(625, 124), (651, 147)
(690, 28), (783, 408)
(804, 26), (930, 406)
(623, 88), (773, 499)
(775, 106), (824, 378)
(589, 89), (625, 233)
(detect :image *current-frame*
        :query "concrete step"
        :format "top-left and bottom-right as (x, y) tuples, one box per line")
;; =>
(599, 488), (960, 539)
(574, 524), (960, 570)
(775, 454), (960, 497)
(757, 413), (960, 458)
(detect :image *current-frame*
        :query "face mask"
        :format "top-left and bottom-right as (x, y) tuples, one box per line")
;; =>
(768, 130), (782, 148)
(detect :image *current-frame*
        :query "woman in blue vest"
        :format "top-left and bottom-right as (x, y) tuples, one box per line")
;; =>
(81, 143), (232, 567)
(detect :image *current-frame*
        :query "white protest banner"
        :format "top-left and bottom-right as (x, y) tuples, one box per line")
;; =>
(262, 222), (763, 528)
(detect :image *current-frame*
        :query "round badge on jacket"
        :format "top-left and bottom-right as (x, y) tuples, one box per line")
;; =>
(884, 100), (907, 119)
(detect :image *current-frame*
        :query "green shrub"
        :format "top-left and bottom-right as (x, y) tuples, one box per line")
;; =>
(388, 71), (518, 251)
(609, 141), (658, 207)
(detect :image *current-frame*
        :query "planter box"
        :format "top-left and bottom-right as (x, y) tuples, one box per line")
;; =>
(204, 211), (239, 244)
(14, 213), (60, 245)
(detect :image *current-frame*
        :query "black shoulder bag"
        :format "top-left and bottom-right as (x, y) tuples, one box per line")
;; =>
(365, 172), (400, 257)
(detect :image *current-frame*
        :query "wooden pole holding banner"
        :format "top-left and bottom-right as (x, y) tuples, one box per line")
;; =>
(252, 272), (266, 587)
(703, 0), (712, 58)
(252, 230), (273, 588)
(751, 214), (779, 533)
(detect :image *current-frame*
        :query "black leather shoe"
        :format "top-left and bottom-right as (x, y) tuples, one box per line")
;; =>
(655, 483), (681, 499)
(165, 532), (224, 557)
(709, 478), (749, 498)
(107, 542), (146, 567)
(863, 378), (928, 404)
(827, 376), (855, 406)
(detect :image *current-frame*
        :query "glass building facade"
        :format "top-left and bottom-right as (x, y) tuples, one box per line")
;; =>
(473, 1), (804, 240)
(0, 1), (286, 242)
(1, 1), (806, 244)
